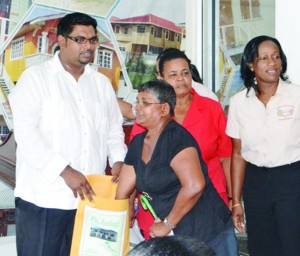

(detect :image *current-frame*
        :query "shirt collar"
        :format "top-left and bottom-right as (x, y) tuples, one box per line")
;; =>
(50, 51), (92, 76)
(247, 79), (290, 98)
(275, 79), (290, 97)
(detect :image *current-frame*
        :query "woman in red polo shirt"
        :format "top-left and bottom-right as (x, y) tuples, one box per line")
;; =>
(130, 49), (232, 239)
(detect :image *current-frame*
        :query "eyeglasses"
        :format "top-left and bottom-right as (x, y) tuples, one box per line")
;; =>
(64, 35), (99, 45)
(136, 101), (163, 108)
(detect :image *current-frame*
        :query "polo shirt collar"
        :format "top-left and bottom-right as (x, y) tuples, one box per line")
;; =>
(247, 79), (289, 98)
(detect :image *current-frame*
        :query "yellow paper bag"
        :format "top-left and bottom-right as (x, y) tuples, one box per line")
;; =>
(70, 174), (130, 256)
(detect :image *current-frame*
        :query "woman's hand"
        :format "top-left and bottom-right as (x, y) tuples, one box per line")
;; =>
(111, 161), (123, 183)
(232, 204), (246, 233)
(149, 218), (173, 238)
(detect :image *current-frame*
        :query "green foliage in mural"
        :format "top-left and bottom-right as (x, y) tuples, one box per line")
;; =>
(126, 58), (156, 89)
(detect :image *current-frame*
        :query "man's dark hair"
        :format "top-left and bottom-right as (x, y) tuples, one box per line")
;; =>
(57, 12), (97, 36)
(138, 80), (176, 116)
(128, 236), (216, 256)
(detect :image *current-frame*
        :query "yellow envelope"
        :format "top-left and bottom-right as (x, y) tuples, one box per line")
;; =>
(70, 174), (130, 256)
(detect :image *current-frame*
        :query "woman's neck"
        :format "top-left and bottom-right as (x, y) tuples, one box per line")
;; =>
(146, 118), (172, 138)
(257, 81), (279, 106)
(174, 92), (193, 125)
(142, 118), (172, 164)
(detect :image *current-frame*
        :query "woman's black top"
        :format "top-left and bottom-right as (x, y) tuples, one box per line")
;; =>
(125, 120), (231, 243)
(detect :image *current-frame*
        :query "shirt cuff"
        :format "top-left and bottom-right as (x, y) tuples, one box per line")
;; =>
(108, 150), (126, 168)
(41, 152), (70, 183)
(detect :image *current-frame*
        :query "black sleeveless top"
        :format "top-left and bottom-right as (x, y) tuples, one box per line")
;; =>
(125, 120), (231, 243)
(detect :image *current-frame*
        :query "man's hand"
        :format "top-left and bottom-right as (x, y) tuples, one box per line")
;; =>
(111, 161), (123, 183)
(60, 166), (95, 201)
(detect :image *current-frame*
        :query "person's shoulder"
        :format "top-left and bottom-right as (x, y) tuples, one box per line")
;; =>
(192, 81), (218, 101)
(165, 120), (196, 144)
(129, 128), (146, 146)
(281, 80), (300, 94)
(24, 58), (50, 73)
(229, 87), (249, 105)
(90, 68), (109, 80)
(193, 91), (224, 113)
(90, 69), (114, 90)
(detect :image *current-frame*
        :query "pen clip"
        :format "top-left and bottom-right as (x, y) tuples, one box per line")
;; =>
(140, 194), (158, 219)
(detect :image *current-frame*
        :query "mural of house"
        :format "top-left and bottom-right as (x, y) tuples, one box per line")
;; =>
(4, 14), (62, 83)
(110, 14), (185, 63)
(3, 14), (121, 89)
(93, 42), (121, 91)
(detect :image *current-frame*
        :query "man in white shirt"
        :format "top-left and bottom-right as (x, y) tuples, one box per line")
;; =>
(9, 12), (126, 256)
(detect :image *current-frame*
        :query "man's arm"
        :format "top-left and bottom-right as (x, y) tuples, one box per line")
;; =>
(9, 69), (70, 183)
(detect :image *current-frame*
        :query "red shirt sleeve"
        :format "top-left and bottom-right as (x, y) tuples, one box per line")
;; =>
(214, 103), (232, 158)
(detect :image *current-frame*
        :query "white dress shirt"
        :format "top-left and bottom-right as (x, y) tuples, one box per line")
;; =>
(9, 52), (127, 209)
(192, 80), (219, 102)
(226, 80), (300, 167)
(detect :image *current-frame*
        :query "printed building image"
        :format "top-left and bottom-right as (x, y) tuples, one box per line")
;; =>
(111, 14), (185, 61)
(111, 14), (185, 89)
(3, 14), (121, 90)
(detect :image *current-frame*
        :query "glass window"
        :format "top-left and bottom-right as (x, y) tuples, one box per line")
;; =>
(169, 31), (175, 41)
(165, 30), (169, 40)
(240, 0), (261, 20)
(137, 25), (145, 33)
(154, 27), (162, 38)
(37, 36), (49, 53)
(150, 26), (154, 35)
(217, 0), (275, 110)
(97, 50), (113, 69)
(10, 37), (24, 60)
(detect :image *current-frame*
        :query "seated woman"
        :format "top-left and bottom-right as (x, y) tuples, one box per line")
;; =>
(116, 80), (238, 256)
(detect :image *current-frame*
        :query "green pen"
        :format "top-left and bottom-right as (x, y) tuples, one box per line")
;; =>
(140, 194), (158, 219)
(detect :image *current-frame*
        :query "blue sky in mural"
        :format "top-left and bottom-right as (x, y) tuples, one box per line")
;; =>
(112, 0), (185, 23)
(25, 7), (63, 22)
(25, 6), (109, 35)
